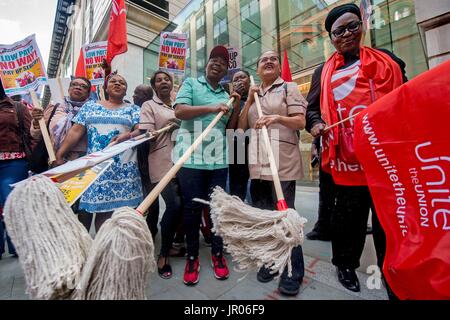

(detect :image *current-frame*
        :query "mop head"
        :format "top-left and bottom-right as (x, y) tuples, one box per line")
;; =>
(209, 187), (307, 278)
(74, 207), (156, 300)
(3, 175), (93, 300)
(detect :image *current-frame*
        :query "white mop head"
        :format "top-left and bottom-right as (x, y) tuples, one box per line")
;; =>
(3, 175), (93, 300)
(209, 187), (307, 278)
(74, 207), (156, 300)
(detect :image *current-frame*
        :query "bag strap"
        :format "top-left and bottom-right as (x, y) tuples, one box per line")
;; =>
(46, 103), (60, 131)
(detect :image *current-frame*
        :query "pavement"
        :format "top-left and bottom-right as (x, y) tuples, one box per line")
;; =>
(0, 186), (388, 300)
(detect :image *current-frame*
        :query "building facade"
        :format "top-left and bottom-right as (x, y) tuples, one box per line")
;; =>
(46, 0), (189, 103)
(143, 0), (434, 185)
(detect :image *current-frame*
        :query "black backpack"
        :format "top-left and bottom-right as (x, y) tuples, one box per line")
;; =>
(28, 104), (59, 173)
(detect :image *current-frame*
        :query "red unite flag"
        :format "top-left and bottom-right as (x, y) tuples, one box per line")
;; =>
(106, 0), (128, 64)
(354, 60), (450, 299)
(281, 49), (292, 82)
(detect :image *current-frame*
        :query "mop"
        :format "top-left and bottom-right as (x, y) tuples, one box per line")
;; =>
(3, 175), (92, 300)
(74, 98), (235, 300)
(207, 76), (307, 278)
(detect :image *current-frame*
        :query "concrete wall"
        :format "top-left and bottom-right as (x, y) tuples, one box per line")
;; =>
(415, 0), (450, 68)
(111, 42), (143, 102)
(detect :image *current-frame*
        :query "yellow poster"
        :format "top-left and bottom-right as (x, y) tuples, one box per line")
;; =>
(158, 32), (187, 75)
(58, 160), (113, 205)
(0, 34), (47, 96)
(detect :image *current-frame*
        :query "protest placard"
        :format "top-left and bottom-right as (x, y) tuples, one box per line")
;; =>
(59, 160), (113, 205)
(0, 34), (47, 96)
(220, 47), (240, 84)
(158, 32), (188, 75)
(82, 41), (107, 86)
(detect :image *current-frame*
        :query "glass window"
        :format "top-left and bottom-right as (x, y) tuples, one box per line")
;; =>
(196, 15), (204, 29)
(213, 0), (226, 14)
(196, 35), (205, 49)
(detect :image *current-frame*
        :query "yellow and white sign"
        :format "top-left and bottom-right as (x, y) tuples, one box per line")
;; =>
(59, 160), (113, 205)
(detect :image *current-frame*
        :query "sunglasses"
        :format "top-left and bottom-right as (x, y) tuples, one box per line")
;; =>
(331, 20), (362, 38)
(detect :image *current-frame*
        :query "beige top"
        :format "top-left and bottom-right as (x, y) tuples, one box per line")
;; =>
(247, 77), (307, 181)
(30, 103), (87, 160)
(140, 95), (177, 183)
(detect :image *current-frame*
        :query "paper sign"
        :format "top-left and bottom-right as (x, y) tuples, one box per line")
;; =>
(59, 160), (113, 205)
(0, 34), (48, 96)
(158, 32), (188, 75)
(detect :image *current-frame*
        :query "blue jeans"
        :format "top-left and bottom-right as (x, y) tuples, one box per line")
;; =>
(0, 159), (28, 255)
(178, 167), (228, 257)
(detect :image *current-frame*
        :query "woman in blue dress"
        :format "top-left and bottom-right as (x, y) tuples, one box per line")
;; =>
(55, 73), (143, 232)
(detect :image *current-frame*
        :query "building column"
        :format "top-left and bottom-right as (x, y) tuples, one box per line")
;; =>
(227, 0), (242, 51)
(189, 14), (197, 78)
(205, 0), (214, 54)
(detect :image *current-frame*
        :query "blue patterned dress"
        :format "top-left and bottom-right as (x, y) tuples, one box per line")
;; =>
(73, 100), (143, 213)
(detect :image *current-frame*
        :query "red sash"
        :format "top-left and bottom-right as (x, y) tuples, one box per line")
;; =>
(320, 46), (403, 186)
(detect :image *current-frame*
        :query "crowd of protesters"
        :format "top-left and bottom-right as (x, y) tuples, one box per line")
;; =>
(0, 3), (410, 299)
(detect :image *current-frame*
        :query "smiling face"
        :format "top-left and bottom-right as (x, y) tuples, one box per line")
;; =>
(106, 75), (127, 100)
(330, 12), (363, 56)
(154, 72), (173, 98)
(205, 57), (228, 84)
(68, 78), (91, 102)
(256, 51), (281, 81)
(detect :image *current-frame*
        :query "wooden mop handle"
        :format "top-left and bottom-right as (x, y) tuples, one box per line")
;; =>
(131, 123), (175, 141)
(324, 112), (361, 132)
(136, 98), (235, 214)
(29, 90), (57, 162)
(250, 76), (287, 211)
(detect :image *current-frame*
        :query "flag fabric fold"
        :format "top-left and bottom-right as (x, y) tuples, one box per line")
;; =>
(75, 48), (85, 77)
(106, 0), (128, 64)
(353, 60), (450, 300)
(281, 49), (292, 82)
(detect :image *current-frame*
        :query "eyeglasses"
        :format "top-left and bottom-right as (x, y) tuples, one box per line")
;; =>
(70, 82), (90, 90)
(258, 56), (279, 64)
(331, 20), (362, 38)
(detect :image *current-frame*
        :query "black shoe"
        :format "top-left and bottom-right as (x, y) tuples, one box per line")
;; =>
(337, 268), (360, 292)
(306, 230), (331, 241)
(279, 276), (302, 296)
(257, 266), (278, 283)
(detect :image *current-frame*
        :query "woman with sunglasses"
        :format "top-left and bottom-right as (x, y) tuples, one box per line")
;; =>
(305, 3), (407, 297)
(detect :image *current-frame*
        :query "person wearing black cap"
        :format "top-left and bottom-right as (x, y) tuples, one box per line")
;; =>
(174, 45), (241, 286)
(305, 3), (407, 298)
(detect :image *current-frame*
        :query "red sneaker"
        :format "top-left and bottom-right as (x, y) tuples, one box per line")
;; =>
(183, 256), (200, 286)
(211, 253), (229, 280)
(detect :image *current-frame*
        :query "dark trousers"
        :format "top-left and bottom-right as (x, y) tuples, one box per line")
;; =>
(311, 167), (336, 235)
(229, 163), (249, 201)
(178, 167), (228, 257)
(0, 159), (28, 256)
(145, 182), (161, 239)
(150, 179), (183, 257)
(250, 179), (304, 281)
(331, 185), (386, 271)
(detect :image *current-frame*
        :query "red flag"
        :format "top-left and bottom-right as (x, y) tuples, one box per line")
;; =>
(281, 49), (292, 82)
(354, 60), (450, 299)
(75, 48), (85, 77)
(106, 0), (127, 64)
